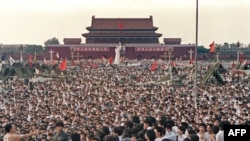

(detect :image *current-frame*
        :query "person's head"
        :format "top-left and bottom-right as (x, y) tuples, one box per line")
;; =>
(213, 118), (220, 126)
(113, 126), (123, 136)
(167, 120), (175, 127)
(143, 118), (153, 129)
(5, 123), (16, 133)
(189, 134), (199, 141)
(212, 125), (219, 134)
(71, 133), (81, 141)
(165, 123), (173, 131)
(55, 121), (64, 133)
(102, 126), (110, 136)
(198, 123), (207, 133)
(185, 129), (196, 138)
(206, 124), (213, 133)
(47, 133), (53, 140)
(178, 126), (186, 135)
(124, 120), (133, 129)
(219, 120), (230, 131)
(104, 135), (119, 141)
(162, 139), (172, 141)
(154, 126), (165, 138)
(158, 119), (167, 128)
(183, 138), (192, 141)
(181, 122), (189, 129)
(144, 129), (155, 141)
(132, 116), (140, 124)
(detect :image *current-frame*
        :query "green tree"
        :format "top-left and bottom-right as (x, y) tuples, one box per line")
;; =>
(215, 43), (222, 52)
(44, 37), (60, 46)
(24, 45), (44, 54)
(223, 42), (229, 47)
(197, 45), (209, 53)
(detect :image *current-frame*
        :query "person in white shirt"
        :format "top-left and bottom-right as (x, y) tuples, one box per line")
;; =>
(154, 126), (165, 141)
(164, 124), (176, 141)
(197, 123), (211, 141)
(177, 126), (186, 141)
(216, 120), (230, 141)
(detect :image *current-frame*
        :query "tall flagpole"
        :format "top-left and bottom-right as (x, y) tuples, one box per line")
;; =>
(20, 44), (23, 62)
(194, 0), (199, 109)
(0, 43), (2, 59)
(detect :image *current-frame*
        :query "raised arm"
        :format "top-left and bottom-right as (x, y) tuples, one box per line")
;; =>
(13, 130), (38, 140)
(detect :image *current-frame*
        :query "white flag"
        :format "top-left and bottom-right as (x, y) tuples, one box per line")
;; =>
(9, 56), (16, 65)
(20, 55), (23, 62)
(35, 67), (40, 74)
(56, 52), (59, 59)
(44, 57), (47, 64)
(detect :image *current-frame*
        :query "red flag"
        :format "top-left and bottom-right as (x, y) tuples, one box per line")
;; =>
(28, 54), (33, 63)
(59, 59), (67, 71)
(118, 22), (123, 30)
(209, 41), (215, 54)
(231, 61), (235, 68)
(150, 61), (157, 71)
(108, 56), (113, 65)
(91, 63), (98, 69)
(171, 61), (175, 67)
(28, 54), (33, 67)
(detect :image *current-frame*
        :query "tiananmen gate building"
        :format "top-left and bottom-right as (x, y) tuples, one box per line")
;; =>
(46, 16), (195, 60)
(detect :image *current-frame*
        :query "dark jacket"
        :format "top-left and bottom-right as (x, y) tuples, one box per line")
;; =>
(53, 131), (70, 141)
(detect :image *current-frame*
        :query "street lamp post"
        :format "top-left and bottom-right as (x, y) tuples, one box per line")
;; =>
(238, 46), (243, 82)
(0, 43), (2, 59)
(70, 47), (74, 63)
(20, 44), (23, 62)
(216, 52), (219, 62)
(237, 41), (241, 63)
(49, 49), (54, 65)
(164, 52), (167, 63)
(168, 49), (173, 80)
(77, 52), (80, 64)
(168, 51), (172, 65)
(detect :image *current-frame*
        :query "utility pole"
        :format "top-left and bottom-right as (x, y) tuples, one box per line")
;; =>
(0, 43), (2, 60)
(194, 0), (199, 109)
(20, 44), (23, 62)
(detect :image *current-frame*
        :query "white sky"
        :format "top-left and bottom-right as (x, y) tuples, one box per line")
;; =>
(0, 0), (250, 47)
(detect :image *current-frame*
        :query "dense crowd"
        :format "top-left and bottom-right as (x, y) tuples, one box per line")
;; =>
(0, 60), (249, 141)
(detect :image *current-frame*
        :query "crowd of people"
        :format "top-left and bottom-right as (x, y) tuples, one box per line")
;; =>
(0, 59), (249, 141)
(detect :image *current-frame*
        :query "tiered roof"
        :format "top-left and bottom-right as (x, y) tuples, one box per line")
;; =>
(86, 16), (158, 30)
(82, 16), (162, 39)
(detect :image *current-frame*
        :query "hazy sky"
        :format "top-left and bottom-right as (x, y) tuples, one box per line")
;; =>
(0, 0), (250, 47)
